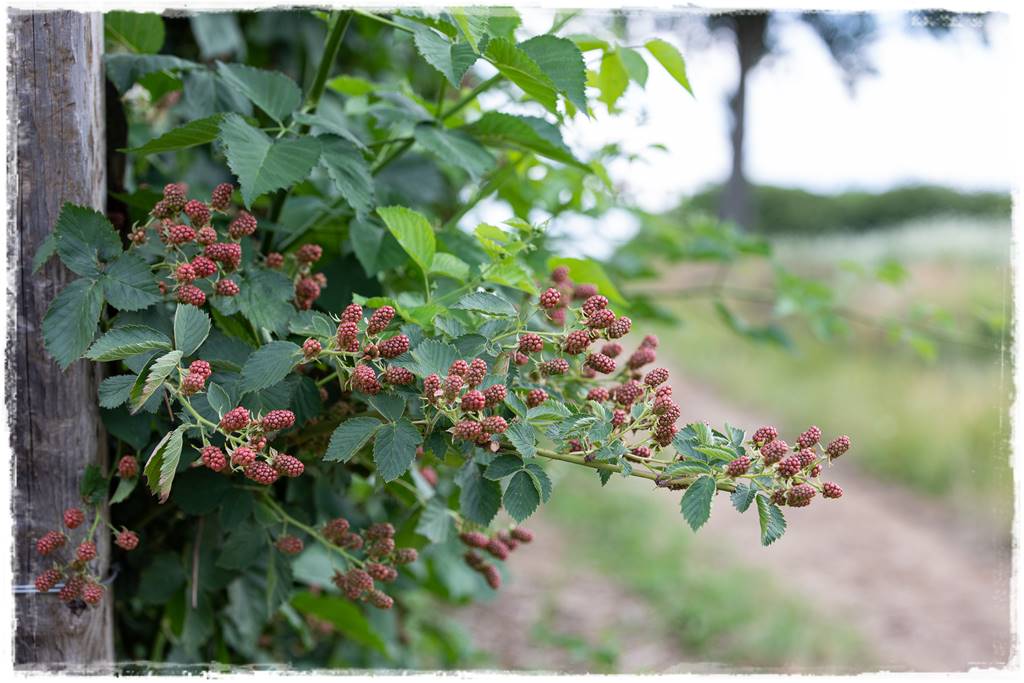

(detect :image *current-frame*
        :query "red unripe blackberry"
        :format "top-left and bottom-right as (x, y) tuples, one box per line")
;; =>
(244, 461), (279, 485)
(539, 287), (562, 308)
(466, 358), (488, 387)
(760, 439), (789, 465)
(514, 352), (529, 365)
(262, 409), (296, 431)
(63, 508), (85, 530)
(275, 535), (304, 555)
(181, 372), (206, 395)
(540, 358), (570, 376)
(777, 455), (802, 478)
(206, 242), (242, 270)
(655, 384), (673, 399)
(601, 343), (622, 359)
(294, 277), (321, 309)
(654, 423), (678, 447)
(481, 416), (508, 434)
(82, 581), (104, 606)
(302, 338), (322, 359)
(644, 368), (670, 387)
(231, 447), (257, 468)
(249, 436), (268, 452)
(586, 309), (615, 329)
(631, 446), (652, 459)
(485, 538), (510, 560)
(36, 531), (66, 556)
(581, 295), (609, 316)
(367, 522), (395, 541)
(201, 446), (227, 472)
(627, 346), (656, 369)
(116, 529), (140, 550)
(76, 541), (97, 562)
(369, 589), (394, 609)
(339, 532), (364, 550)
(810, 464), (822, 477)
(826, 435), (851, 459)
(526, 388), (548, 408)
(130, 228), (148, 245)
(394, 547), (418, 565)
(151, 199), (174, 219)
(614, 380), (643, 406)
(607, 316), (632, 339)
(510, 528), (534, 543)
(420, 466), (438, 487)
(580, 367), (596, 380)
(352, 365), (381, 395)
(483, 383), (507, 407)
(187, 360), (212, 379)
(113, 453), (137, 479)
(447, 360), (468, 377)
(58, 575), (84, 603)
(336, 321), (359, 343)
(379, 334), (410, 359)
(611, 409), (628, 427)
(366, 562), (398, 582)
(228, 211), (258, 239)
(787, 483), (816, 507)
(273, 454), (305, 478)
(187, 257), (215, 280)
(751, 426), (779, 447)
(215, 279), (240, 297)
(587, 387), (610, 402)
(345, 569), (374, 597)
(464, 551), (487, 572)
(367, 306), (396, 334)
(726, 456), (752, 477)
(652, 394), (674, 415)
(518, 333), (543, 354)
(640, 334), (659, 349)
(210, 182), (234, 210)
(176, 284), (206, 307)
(564, 329), (591, 355)
(184, 199), (211, 227)
(368, 537), (395, 559)
(322, 518), (350, 544)
(341, 303), (363, 323)
(163, 182), (188, 210)
(796, 448), (817, 469)
(423, 374), (442, 401)
(822, 481), (844, 499)
(454, 420), (482, 441)
(573, 283), (598, 299)
(195, 226), (218, 246)
(444, 373), (464, 399)
(657, 404), (681, 425)
(796, 426), (822, 450)
(35, 568), (62, 593)
(384, 366), (415, 385)
(168, 224), (197, 245)
(220, 407), (250, 432)
(551, 266), (570, 283)
(265, 252), (284, 269)
(460, 531), (489, 549)
(296, 243), (323, 264)
(483, 564), (501, 590)
(175, 263), (197, 283)
(548, 308), (567, 326)
(568, 438), (584, 451)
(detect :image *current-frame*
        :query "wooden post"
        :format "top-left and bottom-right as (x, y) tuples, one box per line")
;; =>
(8, 11), (113, 668)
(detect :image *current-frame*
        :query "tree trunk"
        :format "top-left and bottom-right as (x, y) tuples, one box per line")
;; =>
(720, 12), (769, 229)
(8, 10), (113, 669)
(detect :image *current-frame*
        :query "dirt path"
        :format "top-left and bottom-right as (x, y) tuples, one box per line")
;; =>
(454, 377), (1013, 673)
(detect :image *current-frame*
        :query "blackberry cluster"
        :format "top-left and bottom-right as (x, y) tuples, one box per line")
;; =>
(458, 526), (533, 590)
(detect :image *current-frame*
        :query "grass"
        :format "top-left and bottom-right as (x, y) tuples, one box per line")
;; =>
(543, 467), (870, 671)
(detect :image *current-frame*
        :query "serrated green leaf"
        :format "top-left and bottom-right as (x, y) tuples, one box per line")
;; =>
(219, 113), (321, 207)
(291, 592), (388, 654)
(190, 13), (245, 61)
(731, 484), (757, 513)
(42, 278), (104, 370)
(412, 25), (477, 86)
(485, 38), (559, 114)
(376, 206), (436, 276)
(503, 469), (541, 522)
(319, 135), (374, 218)
(131, 350), (182, 413)
(429, 252), (471, 282)
(32, 233), (57, 274)
(518, 35), (588, 112)
(458, 462), (502, 525)
(105, 53), (199, 93)
(216, 62), (301, 123)
(99, 374), (137, 409)
(416, 498), (456, 543)
(524, 463), (552, 501)
(144, 425), (187, 503)
(619, 46), (649, 86)
(406, 338), (459, 378)
(79, 465), (107, 506)
(86, 325), (171, 361)
(756, 493), (788, 546)
(326, 74), (376, 96)
(105, 11), (165, 53)
(239, 341), (300, 394)
(109, 475), (138, 505)
(174, 304), (211, 356)
(206, 382), (231, 419)
(462, 112), (586, 169)
(452, 291), (516, 317)
(52, 204), (122, 278)
(372, 419), (422, 482)
(644, 38), (692, 95)
(126, 115), (224, 155)
(484, 454), (525, 480)
(324, 417), (382, 463)
(414, 123), (494, 180)
(597, 49), (629, 111)
(450, 7), (490, 52)
(101, 252), (162, 311)
(368, 393), (406, 422)
(237, 267), (295, 335)
(505, 420), (536, 459)
(680, 475), (716, 532)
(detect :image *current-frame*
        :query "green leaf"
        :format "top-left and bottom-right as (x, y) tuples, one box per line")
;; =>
(52, 204), (122, 278)
(217, 521), (267, 570)
(99, 374), (136, 409)
(105, 11), (165, 53)
(239, 341), (300, 394)
(518, 35), (588, 112)
(414, 123), (494, 180)
(126, 115), (224, 155)
(80, 465), (107, 506)
(109, 475), (138, 505)
(190, 14), (246, 61)
(368, 393), (406, 422)
(503, 469), (541, 522)
(105, 53), (199, 93)
(412, 25), (477, 86)
(174, 304), (211, 356)
(525, 463), (552, 501)
(430, 253), (471, 282)
(462, 112), (586, 169)
(619, 47), (649, 86)
(319, 135), (375, 218)
(143, 425), (187, 503)
(731, 484), (757, 514)
(450, 7), (490, 51)
(416, 498), (455, 543)
(131, 350), (182, 414)
(408, 338), (459, 378)
(452, 291), (516, 317)
(597, 50), (629, 111)
(644, 38), (692, 95)
(237, 268), (295, 335)
(101, 252), (162, 311)
(216, 62), (302, 123)
(86, 325), (171, 361)
(545, 256), (626, 306)
(326, 74), (376, 96)
(42, 278), (104, 370)
(484, 454), (525, 480)
(485, 38), (559, 114)
(206, 382), (231, 418)
(505, 421), (537, 459)
(756, 494), (788, 546)
(458, 463), (502, 525)
(376, 206), (436, 276)
(219, 113), (321, 207)
(372, 419), (423, 482)
(680, 475), (716, 532)
(32, 234), (57, 274)
(291, 592), (388, 654)
(325, 417), (383, 463)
